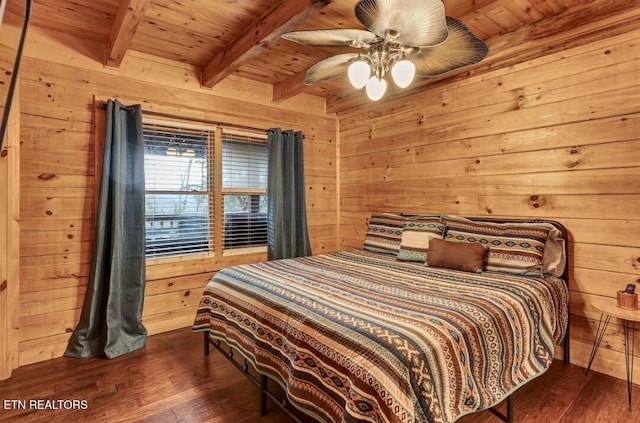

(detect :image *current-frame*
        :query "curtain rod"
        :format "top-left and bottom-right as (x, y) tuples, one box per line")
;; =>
(96, 102), (268, 133)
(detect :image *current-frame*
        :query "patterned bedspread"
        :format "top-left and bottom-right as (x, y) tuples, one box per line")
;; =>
(193, 250), (568, 423)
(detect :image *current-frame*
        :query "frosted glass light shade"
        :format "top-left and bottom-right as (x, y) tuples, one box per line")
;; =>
(391, 59), (416, 88)
(348, 60), (371, 89)
(365, 77), (387, 101)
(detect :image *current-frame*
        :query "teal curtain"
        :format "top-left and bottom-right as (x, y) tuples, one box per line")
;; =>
(65, 99), (147, 358)
(267, 128), (312, 260)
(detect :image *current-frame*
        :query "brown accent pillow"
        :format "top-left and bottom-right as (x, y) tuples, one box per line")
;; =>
(426, 239), (487, 273)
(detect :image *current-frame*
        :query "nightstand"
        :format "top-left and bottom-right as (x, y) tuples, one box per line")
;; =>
(586, 297), (640, 411)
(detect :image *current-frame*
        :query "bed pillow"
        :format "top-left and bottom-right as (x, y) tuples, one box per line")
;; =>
(397, 220), (445, 262)
(363, 213), (406, 255)
(426, 239), (487, 273)
(442, 216), (550, 276)
(542, 225), (566, 277)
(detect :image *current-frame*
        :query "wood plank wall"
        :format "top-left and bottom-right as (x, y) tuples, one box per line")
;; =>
(0, 23), (338, 369)
(338, 17), (640, 382)
(0, 73), (20, 380)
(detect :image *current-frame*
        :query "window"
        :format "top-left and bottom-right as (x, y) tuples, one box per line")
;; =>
(143, 123), (212, 257)
(143, 120), (268, 258)
(222, 130), (268, 250)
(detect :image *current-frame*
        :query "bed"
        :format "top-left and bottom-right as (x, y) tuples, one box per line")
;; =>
(193, 214), (570, 423)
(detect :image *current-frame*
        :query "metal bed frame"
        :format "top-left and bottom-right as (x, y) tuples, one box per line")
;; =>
(201, 216), (571, 423)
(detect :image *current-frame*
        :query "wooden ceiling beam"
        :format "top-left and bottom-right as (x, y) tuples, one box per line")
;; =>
(272, 70), (309, 103)
(106, 0), (152, 68)
(201, 0), (332, 88)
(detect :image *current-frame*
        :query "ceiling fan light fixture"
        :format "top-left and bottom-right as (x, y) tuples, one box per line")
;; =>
(281, 1), (489, 102)
(365, 76), (387, 101)
(348, 59), (371, 89)
(391, 59), (416, 88)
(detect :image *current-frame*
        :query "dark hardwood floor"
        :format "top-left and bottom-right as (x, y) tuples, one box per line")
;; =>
(0, 328), (638, 422)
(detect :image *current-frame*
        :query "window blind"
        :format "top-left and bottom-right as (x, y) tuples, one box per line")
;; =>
(221, 130), (268, 250)
(143, 123), (213, 257)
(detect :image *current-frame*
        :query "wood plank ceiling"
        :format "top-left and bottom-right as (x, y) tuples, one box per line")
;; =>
(3, 0), (632, 113)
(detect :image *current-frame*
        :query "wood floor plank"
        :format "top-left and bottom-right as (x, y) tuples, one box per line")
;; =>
(1, 327), (639, 422)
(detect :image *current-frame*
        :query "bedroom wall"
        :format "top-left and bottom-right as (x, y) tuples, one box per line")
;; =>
(337, 15), (640, 380)
(0, 23), (338, 368)
(0, 64), (20, 380)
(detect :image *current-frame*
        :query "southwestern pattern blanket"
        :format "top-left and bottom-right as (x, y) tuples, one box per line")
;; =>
(193, 250), (568, 423)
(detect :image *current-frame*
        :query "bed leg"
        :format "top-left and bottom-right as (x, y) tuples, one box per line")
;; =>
(489, 393), (514, 422)
(203, 331), (210, 356)
(260, 375), (268, 416)
(563, 322), (570, 364)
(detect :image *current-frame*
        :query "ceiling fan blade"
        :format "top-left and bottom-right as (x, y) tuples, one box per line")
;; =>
(355, 0), (448, 47)
(281, 29), (376, 47)
(304, 53), (360, 84)
(412, 17), (489, 77)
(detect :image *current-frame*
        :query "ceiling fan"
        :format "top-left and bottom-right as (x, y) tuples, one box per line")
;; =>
(281, 0), (489, 100)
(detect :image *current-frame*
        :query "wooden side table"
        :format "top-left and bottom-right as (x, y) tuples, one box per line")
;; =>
(586, 297), (640, 411)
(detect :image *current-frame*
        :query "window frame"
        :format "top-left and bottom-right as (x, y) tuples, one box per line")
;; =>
(220, 128), (269, 253)
(141, 117), (268, 263)
(143, 118), (215, 260)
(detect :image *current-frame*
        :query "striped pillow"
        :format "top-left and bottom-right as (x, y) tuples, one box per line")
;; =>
(443, 216), (550, 276)
(363, 213), (406, 255)
(397, 219), (445, 262)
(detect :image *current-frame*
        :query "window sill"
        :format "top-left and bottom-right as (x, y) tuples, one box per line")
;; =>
(145, 246), (267, 266)
(146, 251), (213, 266)
(223, 246), (267, 257)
